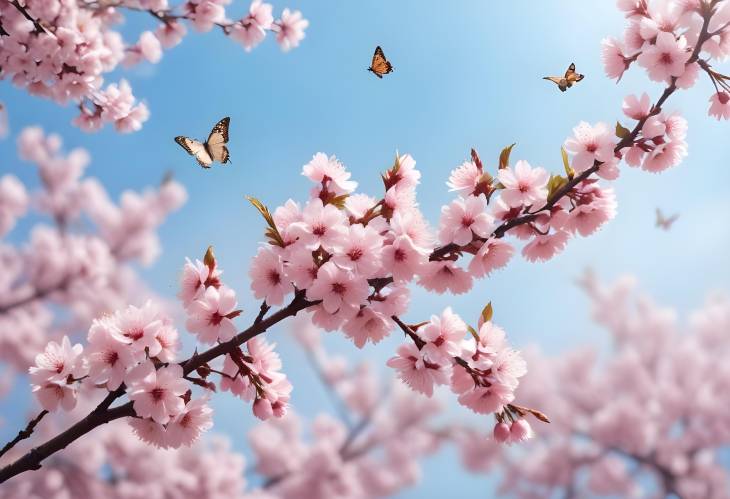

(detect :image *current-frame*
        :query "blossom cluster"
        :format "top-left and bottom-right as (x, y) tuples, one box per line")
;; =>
(602, 0), (730, 120)
(0, 127), (186, 373)
(486, 273), (730, 498)
(0, 0), (307, 132)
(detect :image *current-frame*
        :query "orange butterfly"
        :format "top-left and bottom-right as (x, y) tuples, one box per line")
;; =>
(543, 63), (584, 92)
(368, 46), (394, 79)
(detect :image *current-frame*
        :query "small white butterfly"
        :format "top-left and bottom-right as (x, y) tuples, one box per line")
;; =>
(175, 117), (231, 169)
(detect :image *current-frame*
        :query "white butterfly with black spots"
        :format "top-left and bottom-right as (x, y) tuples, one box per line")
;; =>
(175, 117), (231, 169)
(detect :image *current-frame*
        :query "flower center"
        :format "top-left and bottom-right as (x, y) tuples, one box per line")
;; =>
(150, 387), (165, 402)
(347, 248), (363, 261)
(331, 282), (346, 295)
(209, 312), (224, 326)
(518, 182), (530, 193)
(267, 270), (281, 285)
(461, 216), (474, 228)
(104, 351), (119, 366)
(312, 224), (327, 236)
(126, 327), (145, 341)
(660, 52), (673, 65)
(586, 143), (597, 153)
(394, 248), (406, 262)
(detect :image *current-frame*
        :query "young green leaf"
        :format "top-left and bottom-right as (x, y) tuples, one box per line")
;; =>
(481, 301), (494, 324)
(561, 147), (575, 179)
(615, 121), (631, 139)
(245, 196), (286, 247)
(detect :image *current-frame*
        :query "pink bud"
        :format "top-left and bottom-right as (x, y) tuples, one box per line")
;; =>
(253, 398), (273, 420)
(719, 92), (730, 105)
(493, 422), (510, 443)
(509, 419), (533, 443)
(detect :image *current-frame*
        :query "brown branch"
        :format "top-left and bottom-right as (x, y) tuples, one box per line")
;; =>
(9, 0), (49, 35)
(0, 410), (48, 460)
(0, 291), (318, 484)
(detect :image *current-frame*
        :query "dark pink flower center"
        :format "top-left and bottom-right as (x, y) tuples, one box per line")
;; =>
(586, 143), (597, 153)
(394, 249), (406, 262)
(331, 282), (346, 295)
(151, 387), (165, 401)
(433, 336), (445, 347)
(209, 312), (224, 326)
(267, 270), (281, 285)
(347, 248), (363, 261)
(719, 92), (730, 104)
(126, 327), (144, 341)
(104, 351), (119, 366)
(660, 52), (673, 64)
(518, 182), (530, 193)
(461, 216), (474, 228)
(312, 224), (327, 236)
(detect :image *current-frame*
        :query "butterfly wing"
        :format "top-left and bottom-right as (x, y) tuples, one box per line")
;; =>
(543, 76), (568, 92)
(565, 63), (584, 86)
(369, 46), (393, 78)
(175, 136), (213, 169)
(206, 117), (231, 164)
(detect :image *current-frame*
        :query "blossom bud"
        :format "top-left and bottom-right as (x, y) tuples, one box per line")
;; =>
(509, 418), (533, 443)
(493, 422), (511, 443)
(253, 398), (274, 420)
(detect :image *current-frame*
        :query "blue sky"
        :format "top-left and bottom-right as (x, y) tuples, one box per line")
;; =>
(1, 0), (729, 496)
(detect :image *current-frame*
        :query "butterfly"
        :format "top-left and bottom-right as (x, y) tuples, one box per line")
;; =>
(655, 208), (679, 230)
(175, 117), (231, 169)
(543, 63), (584, 92)
(368, 46), (394, 79)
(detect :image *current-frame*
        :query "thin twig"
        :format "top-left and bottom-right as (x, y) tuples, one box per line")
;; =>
(0, 410), (48, 460)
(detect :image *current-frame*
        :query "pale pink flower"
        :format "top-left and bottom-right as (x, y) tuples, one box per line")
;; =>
(331, 224), (384, 278)
(623, 145), (646, 166)
(381, 235), (428, 282)
(276, 8), (308, 52)
(342, 307), (391, 348)
(249, 246), (294, 306)
(288, 198), (346, 251)
(128, 417), (170, 448)
(438, 196), (495, 246)
(708, 92), (730, 120)
(642, 115), (666, 138)
(490, 349), (527, 389)
(32, 382), (79, 412)
(138, 31), (162, 63)
(219, 354), (255, 400)
(186, 286), (239, 344)
(390, 209), (434, 250)
(112, 301), (164, 357)
(675, 61), (699, 89)
(458, 382), (514, 414)
(417, 261), (472, 295)
(0, 175), (28, 237)
(447, 161), (481, 194)
(179, 257), (220, 306)
(285, 247), (320, 289)
(166, 397), (214, 448)
(229, 0), (273, 51)
(664, 112), (687, 141)
(637, 32), (691, 82)
(496, 160), (549, 208)
(522, 230), (570, 262)
(641, 140), (687, 172)
(384, 153), (421, 191)
(155, 320), (180, 363)
(155, 20), (187, 49)
(29, 336), (88, 386)
(306, 262), (369, 315)
(564, 122), (616, 173)
(371, 284), (410, 317)
(253, 398), (275, 420)
(126, 362), (187, 424)
(302, 152), (357, 194)
(420, 308), (467, 364)
(601, 37), (632, 80)
(86, 318), (139, 390)
(622, 93), (652, 119)
(387, 343), (451, 397)
(468, 238), (514, 278)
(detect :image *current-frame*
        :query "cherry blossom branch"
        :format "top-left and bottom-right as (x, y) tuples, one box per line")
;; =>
(0, 410), (48, 461)
(0, 292), (317, 483)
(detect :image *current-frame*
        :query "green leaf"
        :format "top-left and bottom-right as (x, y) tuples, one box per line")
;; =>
(246, 196), (286, 247)
(547, 174), (568, 200)
(467, 325), (480, 342)
(615, 121), (631, 139)
(330, 194), (349, 209)
(480, 301), (494, 324)
(561, 147), (575, 179)
(493, 182), (505, 190)
(498, 143), (516, 170)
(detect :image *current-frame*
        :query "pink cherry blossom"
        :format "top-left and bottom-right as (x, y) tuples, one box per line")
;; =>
(622, 93), (652, 119)
(564, 121), (616, 173)
(306, 262), (369, 316)
(468, 238), (515, 278)
(417, 261), (473, 295)
(112, 301), (164, 357)
(29, 336), (87, 386)
(387, 343), (451, 397)
(438, 196), (495, 246)
(447, 160), (481, 194)
(637, 31), (691, 81)
(276, 8), (309, 51)
(641, 140), (687, 172)
(86, 318), (140, 390)
(331, 224), (384, 278)
(179, 257), (220, 306)
(708, 91), (730, 120)
(0, 175), (28, 237)
(166, 397), (214, 448)
(289, 198), (346, 251)
(381, 235), (428, 283)
(302, 153), (357, 195)
(493, 422), (511, 443)
(249, 246), (294, 306)
(522, 230), (570, 262)
(601, 37), (633, 80)
(342, 307), (392, 348)
(509, 419), (534, 443)
(419, 308), (467, 364)
(496, 160), (549, 208)
(185, 286), (239, 344)
(126, 362), (187, 424)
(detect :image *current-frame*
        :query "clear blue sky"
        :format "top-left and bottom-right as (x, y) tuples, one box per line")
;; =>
(1, 1), (728, 496)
